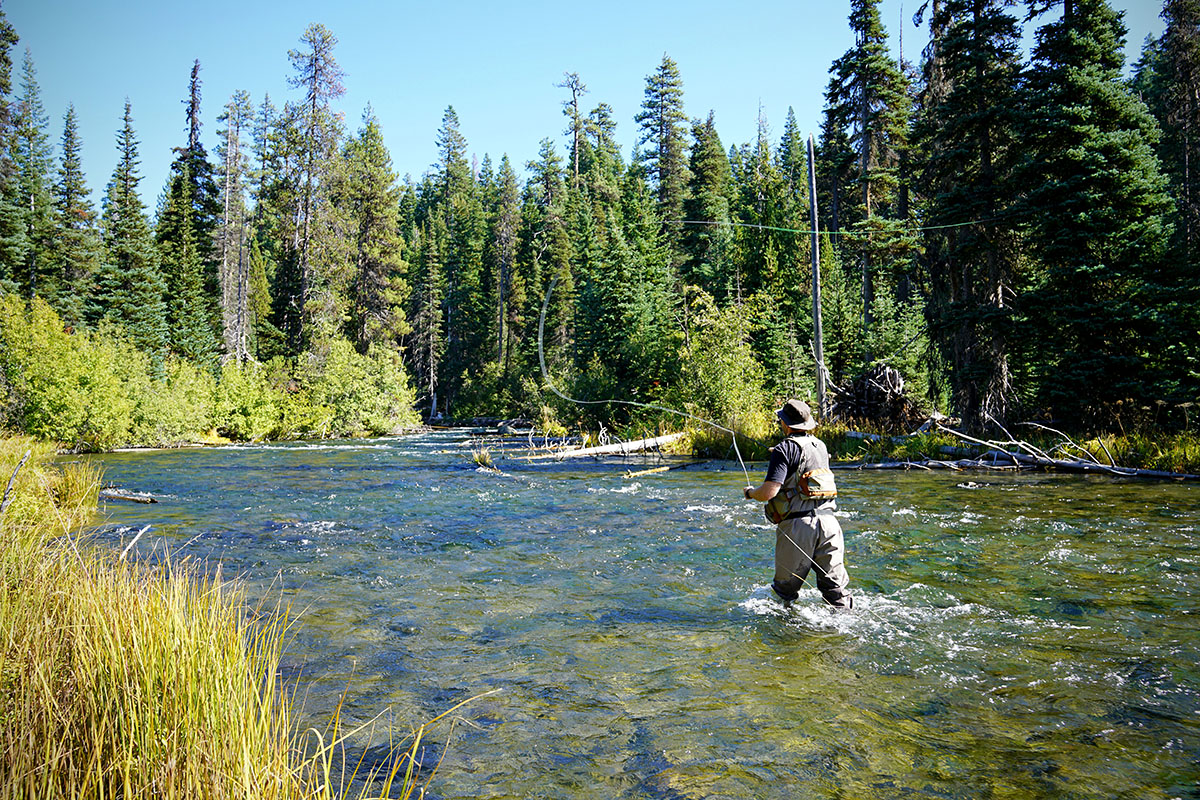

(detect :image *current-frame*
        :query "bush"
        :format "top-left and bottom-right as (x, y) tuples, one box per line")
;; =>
(297, 339), (420, 437)
(212, 360), (281, 441)
(673, 294), (772, 427)
(130, 357), (216, 446)
(0, 293), (422, 449)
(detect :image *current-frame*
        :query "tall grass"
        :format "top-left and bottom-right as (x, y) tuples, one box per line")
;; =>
(0, 438), (459, 799)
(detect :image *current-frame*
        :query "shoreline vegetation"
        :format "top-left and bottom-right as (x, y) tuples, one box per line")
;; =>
(3, 294), (1198, 475)
(0, 437), (470, 798)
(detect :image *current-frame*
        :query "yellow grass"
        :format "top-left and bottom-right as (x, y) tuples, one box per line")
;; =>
(0, 437), (470, 799)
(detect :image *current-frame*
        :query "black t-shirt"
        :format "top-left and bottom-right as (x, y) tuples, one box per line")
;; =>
(764, 434), (836, 512)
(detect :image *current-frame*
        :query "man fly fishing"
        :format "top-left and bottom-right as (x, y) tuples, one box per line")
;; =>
(743, 399), (853, 609)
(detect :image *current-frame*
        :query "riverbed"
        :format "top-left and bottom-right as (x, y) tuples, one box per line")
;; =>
(88, 431), (1200, 798)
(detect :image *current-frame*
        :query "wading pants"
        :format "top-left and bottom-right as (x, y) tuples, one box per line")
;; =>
(772, 511), (852, 608)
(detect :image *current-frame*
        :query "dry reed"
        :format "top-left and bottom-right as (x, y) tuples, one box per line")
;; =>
(0, 437), (469, 799)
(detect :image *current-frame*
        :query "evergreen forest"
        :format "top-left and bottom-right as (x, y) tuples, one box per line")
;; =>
(1, 0), (1198, 450)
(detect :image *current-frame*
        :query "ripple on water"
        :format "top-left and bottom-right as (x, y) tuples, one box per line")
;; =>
(86, 437), (1200, 799)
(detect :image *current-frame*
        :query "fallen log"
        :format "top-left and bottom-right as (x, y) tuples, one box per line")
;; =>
(936, 424), (1200, 481)
(522, 432), (685, 461)
(624, 460), (711, 479)
(841, 459), (1019, 472)
(100, 487), (158, 504)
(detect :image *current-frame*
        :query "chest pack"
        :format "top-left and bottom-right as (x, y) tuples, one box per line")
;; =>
(763, 435), (838, 524)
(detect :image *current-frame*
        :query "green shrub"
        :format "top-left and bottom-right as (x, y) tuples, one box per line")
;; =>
(212, 360), (281, 441)
(673, 294), (772, 427)
(130, 356), (216, 446)
(0, 293), (422, 449)
(297, 339), (420, 437)
(74, 326), (141, 450)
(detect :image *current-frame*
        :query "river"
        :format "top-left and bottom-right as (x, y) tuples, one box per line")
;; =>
(88, 430), (1200, 799)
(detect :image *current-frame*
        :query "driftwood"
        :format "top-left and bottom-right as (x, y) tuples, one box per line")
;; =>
(846, 424), (1200, 480)
(0, 449), (31, 517)
(624, 460), (711, 479)
(831, 364), (924, 429)
(522, 432), (685, 461)
(100, 487), (159, 504)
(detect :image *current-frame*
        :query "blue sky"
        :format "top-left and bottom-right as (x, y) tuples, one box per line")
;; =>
(8, 0), (1166, 209)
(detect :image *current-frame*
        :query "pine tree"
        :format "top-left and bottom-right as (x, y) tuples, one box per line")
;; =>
(778, 108), (809, 206)
(1018, 0), (1174, 420)
(582, 102), (624, 205)
(337, 107), (409, 354)
(775, 107), (815, 332)
(12, 49), (54, 302)
(0, 6), (21, 290)
(90, 101), (167, 359)
(489, 154), (521, 373)
(815, 100), (856, 241)
(49, 104), (102, 328)
(287, 23), (345, 352)
(255, 96), (304, 357)
(407, 219), (447, 418)
(573, 161), (679, 407)
(913, 0), (1023, 430)
(1154, 0), (1200, 404)
(732, 110), (788, 297)
(215, 89), (254, 361)
(429, 106), (486, 413)
(558, 72), (588, 191)
(1159, 0), (1200, 266)
(156, 60), (220, 362)
(159, 168), (214, 363)
(815, 232), (861, 385)
(517, 138), (573, 382)
(682, 112), (733, 299)
(635, 54), (690, 250)
(824, 0), (913, 339)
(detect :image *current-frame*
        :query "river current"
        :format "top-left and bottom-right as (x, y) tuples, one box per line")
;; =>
(88, 431), (1200, 799)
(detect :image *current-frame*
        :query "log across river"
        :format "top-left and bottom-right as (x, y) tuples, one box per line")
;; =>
(87, 430), (1200, 798)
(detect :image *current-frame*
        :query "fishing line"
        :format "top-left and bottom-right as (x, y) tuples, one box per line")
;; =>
(535, 255), (951, 641)
(657, 214), (1019, 238)
(536, 272), (752, 486)
(537, 273), (853, 613)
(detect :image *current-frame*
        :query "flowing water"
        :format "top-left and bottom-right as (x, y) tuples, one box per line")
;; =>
(86, 431), (1200, 799)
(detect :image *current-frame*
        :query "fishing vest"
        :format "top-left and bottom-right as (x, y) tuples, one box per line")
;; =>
(763, 434), (838, 525)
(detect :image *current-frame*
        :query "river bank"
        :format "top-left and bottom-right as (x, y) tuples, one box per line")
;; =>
(0, 437), (434, 798)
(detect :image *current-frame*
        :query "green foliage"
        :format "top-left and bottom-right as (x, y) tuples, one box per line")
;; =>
(92, 101), (167, 360)
(296, 338), (420, 437)
(0, 293), (418, 449)
(745, 290), (815, 401)
(212, 359), (279, 441)
(1082, 431), (1200, 473)
(131, 356), (215, 445)
(862, 282), (934, 405)
(0, 294), (213, 449)
(673, 291), (771, 427)
(1017, 0), (1174, 424)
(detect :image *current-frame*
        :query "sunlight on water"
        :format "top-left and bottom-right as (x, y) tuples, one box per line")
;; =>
(87, 432), (1200, 799)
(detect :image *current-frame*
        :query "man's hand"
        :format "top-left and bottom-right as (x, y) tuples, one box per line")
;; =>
(743, 486), (752, 499)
